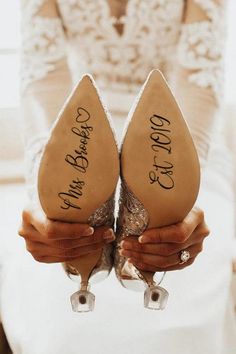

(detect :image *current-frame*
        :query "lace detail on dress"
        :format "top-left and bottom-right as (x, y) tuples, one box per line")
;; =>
(21, 0), (46, 17)
(58, 0), (184, 93)
(21, 16), (66, 92)
(178, 0), (225, 103)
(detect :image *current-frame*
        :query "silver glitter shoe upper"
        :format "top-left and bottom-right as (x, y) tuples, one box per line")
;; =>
(64, 195), (115, 280)
(89, 196), (115, 276)
(115, 181), (149, 282)
(88, 196), (115, 228)
(117, 181), (149, 237)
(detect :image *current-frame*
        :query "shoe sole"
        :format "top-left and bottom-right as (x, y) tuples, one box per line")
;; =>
(38, 75), (119, 286)
(121, 69), (200, 230)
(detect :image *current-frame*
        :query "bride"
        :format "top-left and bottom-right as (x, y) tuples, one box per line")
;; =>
(5, 0), (235, 353)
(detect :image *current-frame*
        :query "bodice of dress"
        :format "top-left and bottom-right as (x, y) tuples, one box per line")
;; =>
(58, 0), (184, 93)
(21, 0), (226, 102)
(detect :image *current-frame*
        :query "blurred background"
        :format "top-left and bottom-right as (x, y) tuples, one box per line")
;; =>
(0, 0), (235, 182)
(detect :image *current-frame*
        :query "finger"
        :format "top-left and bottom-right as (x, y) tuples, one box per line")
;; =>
(22, 209), (94, 239)
(26, 240), (106, 260)
(139, 207), (205, 244)
(19, 223), (43, 241)
(121, 225), (208, 255)
(20, 224), (115, 247)
(130, 257), (195, 273)
(121, 238), (184, 256)
(194, 221), (210, 239)
(120, 243), (202, 269)
(52, 228), (115, 248)
(50, 227), (115, 248)
(30, 255), (88, 264)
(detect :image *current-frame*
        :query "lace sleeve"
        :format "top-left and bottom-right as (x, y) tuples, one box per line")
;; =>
(21, 0), (68, 92)
(172, 0), (227, 164)
(20, 0), (72, 201)
(177, 0), (227, 103)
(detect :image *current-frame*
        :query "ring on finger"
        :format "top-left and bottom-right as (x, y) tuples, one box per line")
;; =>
(179, 250), (191, 264)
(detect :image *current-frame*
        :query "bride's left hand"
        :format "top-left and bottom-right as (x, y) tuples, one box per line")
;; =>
(119, 206), (210, 272)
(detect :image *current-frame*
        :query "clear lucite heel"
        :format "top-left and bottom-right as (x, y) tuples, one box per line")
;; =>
(143, 271), (169, 310)
(64, 241), (113, 312)
(71, 281), (95, 313)
(115, 247), (169, 310)
(144, 284), (169, 310)
(114, 183), (170, 310)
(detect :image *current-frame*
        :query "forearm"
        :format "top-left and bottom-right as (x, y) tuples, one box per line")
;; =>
(174, 68), (219, 163)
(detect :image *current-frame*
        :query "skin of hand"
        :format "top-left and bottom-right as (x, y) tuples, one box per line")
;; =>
(18, 205), (115, 263)
(119, 206), (210, 272)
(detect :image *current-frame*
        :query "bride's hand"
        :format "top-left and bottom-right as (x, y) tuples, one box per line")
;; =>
(120, 207), (209, 272)
(18, 205), (115, 263)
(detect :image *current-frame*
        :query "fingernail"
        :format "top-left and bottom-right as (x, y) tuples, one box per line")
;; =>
(138, 235), (145, 243)
(84, 227), (94, 236)
(118, 249), (124, 256)
(103, 229), (115, 240)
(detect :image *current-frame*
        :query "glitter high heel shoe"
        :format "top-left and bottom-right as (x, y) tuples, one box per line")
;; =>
(38, 75), (119, 312)
(115, 70), (200, 310)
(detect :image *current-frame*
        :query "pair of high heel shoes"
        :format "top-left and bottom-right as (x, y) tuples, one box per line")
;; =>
(38, 70), (200, 312)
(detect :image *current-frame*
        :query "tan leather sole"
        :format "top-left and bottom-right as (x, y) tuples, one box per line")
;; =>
(38, 75), (119, 223)
(38, 75), (119, 282)
(121, 69), (200, 229)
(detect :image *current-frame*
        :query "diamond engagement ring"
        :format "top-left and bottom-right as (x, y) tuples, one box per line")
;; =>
(179, 250), (190, 264)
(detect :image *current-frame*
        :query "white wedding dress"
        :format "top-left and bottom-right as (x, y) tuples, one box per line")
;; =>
(0, 1), (236, 353)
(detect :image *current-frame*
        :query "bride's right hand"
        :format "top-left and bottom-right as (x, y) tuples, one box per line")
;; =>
(18, 206), (115, 263)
